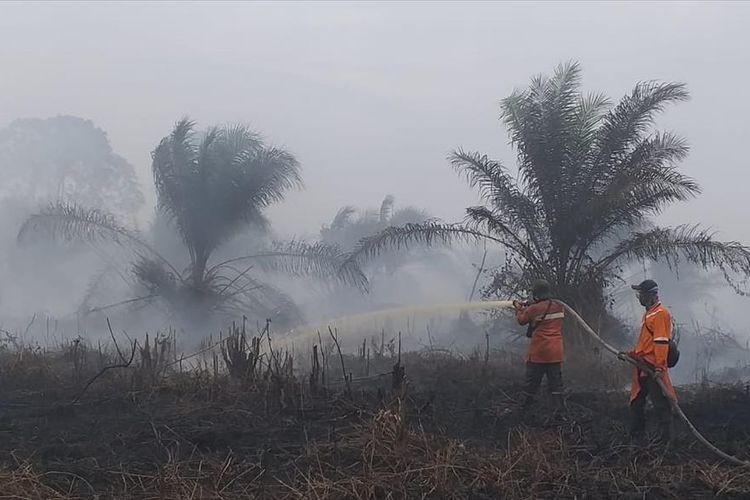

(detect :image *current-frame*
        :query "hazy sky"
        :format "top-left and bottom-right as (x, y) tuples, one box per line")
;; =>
(1, 1), (748, 242)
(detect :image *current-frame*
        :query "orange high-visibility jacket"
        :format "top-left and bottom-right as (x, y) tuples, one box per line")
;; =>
(516, 299), (564, 363)
(629, 302), (677, 403)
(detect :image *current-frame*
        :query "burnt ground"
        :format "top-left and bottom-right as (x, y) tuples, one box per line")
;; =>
(1, 346), (749, 499)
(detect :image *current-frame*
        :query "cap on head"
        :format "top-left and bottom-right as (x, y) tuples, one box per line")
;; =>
(631, 279), (658, 295)
(531, 279), (552, 300)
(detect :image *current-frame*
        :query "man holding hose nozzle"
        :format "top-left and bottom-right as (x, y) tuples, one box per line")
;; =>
(621, 279), (678, 445)
(513, 279), (565, 410)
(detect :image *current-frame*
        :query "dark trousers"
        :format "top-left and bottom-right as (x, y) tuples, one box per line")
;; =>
(630, 374), (672, 441)
(524, 362), (563, 405)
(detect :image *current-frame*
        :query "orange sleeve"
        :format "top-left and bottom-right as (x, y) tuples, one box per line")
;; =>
(515, 307), (531, 325)
(515, 302), (539, 326)
(652, 309), (672, 368)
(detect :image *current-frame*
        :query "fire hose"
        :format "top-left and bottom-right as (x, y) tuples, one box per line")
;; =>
(553, 300), (750, 467)
(280, 298), (748, 466)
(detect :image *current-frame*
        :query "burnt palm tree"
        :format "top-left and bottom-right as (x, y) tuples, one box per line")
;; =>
(18, 119), (366, 325)
(348, 62), (750, 326)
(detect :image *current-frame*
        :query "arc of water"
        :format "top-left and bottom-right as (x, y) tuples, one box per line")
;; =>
(278, 298), (749, 467)
(280, 300), (513, 347)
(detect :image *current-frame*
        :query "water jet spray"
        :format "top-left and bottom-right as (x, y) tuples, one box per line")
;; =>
(275, 298), (750, 467)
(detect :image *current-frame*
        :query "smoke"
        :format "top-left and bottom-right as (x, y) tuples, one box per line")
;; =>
(0, 115), (747, 382)
(0, 114), (492, 354)
(0, 117), (145, 339)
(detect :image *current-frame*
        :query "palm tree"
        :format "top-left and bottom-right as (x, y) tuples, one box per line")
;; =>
(18, 119), (366, 326)
(321, 195), (431, 275)
(348, 62), (750, 332)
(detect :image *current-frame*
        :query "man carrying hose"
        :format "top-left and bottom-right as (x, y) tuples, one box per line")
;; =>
(623, 279), (677, 444)
(513, 279), (565, 409)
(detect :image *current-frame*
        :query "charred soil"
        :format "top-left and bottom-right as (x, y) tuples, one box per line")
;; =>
(1, 342), (749, 499)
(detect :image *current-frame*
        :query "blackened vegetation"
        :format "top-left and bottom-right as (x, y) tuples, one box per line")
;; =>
(5, 62), (750, 499)
(0, 336), (749, 499)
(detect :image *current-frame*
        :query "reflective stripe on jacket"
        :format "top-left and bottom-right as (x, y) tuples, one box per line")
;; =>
(516, 299), (564, 363)
(629, 302), (677, 403)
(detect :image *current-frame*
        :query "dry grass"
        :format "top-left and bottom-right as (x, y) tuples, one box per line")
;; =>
(0, 330), (749, 499)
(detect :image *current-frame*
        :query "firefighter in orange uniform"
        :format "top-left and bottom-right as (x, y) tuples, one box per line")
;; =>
(513, 279), (565, 408)
(623, 279), (677, 443)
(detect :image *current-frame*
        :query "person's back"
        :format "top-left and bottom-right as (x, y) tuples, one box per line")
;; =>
(513, 279), (565, 409)
(516, 299), (564, 364)
(632, 301), (672, 370)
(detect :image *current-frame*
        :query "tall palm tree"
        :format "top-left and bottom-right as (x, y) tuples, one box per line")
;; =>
(18, 119), (366, 325)
(348, 62), (750, 327)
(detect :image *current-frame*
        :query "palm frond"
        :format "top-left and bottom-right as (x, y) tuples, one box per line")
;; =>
(198, 126), (222, 167)
(571, 132), (698, 257)
(501, 90), (549, 202)
(18, 202), (183, 280)
(18, 202), (131, 246)
(151, 118), (199, 250)
(224, 123), (263, 155)
(593, 81), (689, 179)
(347, 221), (501, 265)
(595, 225), (750, 285)
(152, 117), (197, 211)
(217, 275), (304, 326)
(574, 92), (611, 137)
(236, 146), (302, 210)
(389, 207), (431, 227)
(568, 92), (611, 186)
(207, 241), (368, 291)
(82, 295), (157, 316)
(330, 206), (356, 230)
(463, 206), (537, 258)
(449, 149), (544, 245)
(622, 131), (691, 176)
(499, 61), (587, 236)
(132, 257), (178, 297)
(550, 60), (582, 98)
(449, 149), (511, 202)
(379, 195), (395, 224)
(208, 144), (301, 244)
